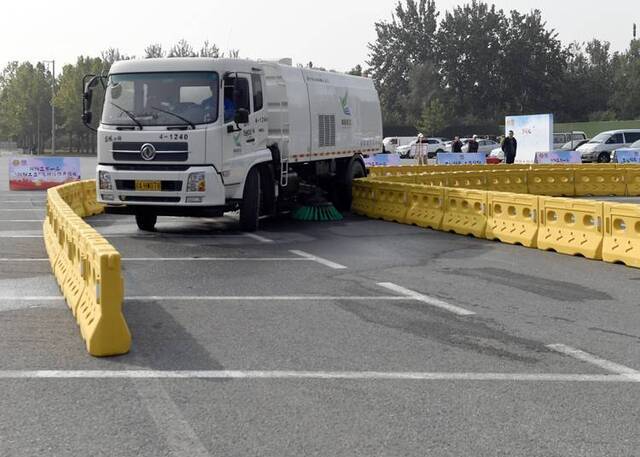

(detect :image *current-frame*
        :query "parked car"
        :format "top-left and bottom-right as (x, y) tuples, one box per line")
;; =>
(553, 131), (587, 149)
(397, 137), (446, 158)
(577, 129), (640, 163)
(383, 136), (415, 154)
(462, 138), (500, 154)
(559, 139), (589, 151)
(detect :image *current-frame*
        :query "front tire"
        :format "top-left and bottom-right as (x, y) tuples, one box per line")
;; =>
(335, 158), (366, 211)
(239, 167), (260, 232)
(135, 213), (157, 232)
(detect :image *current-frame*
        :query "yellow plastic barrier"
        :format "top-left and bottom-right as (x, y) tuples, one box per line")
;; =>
(43, 180), (131, 357)
(574, 167), (626, 196)
(488, 170), (528, 194)
(405, 185), (445, 230)
(537, 197), (604, 259)
(415, 172), (448, 188)
(486, 192), (539, 247)
(442, 188), (488, 238)
(527, 168), (575, 196)
(371, 183), (408, 223)
(351, 179), (377, 218)
(621, 166), (640, 196)
(603, 203), (640, 268)
(446, 171), (487, 190)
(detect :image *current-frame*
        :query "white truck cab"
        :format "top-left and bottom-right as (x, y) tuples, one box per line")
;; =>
(83, 58), (383, 230)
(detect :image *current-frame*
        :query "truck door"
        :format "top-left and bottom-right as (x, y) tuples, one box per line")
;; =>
(222, 73), (256, 185)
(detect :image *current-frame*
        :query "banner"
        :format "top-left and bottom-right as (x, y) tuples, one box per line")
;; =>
(9, 157), (81, 190)
(535, 151), (581, 164)
(505, 114), (553, 163)
(613, 149), (640, 164)
(436, 152), (486, 165)
(363, 153), (402, 167)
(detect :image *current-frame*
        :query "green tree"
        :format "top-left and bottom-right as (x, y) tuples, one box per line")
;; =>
(169, 39), (196, 57)
(610, 39), (640, 119)
(144, 43), (165, 58)
(347, 65), (363, 76)
(367, 0), (439, 125)
(416, 98), (447, 135)
(199, 40), (220, 58)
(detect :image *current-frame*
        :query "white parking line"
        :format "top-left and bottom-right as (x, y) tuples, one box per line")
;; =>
(244, 232), (274, 243)
(290, 250), (347, 270)
(377, 282), (476, 316)
(133, 379), (211, 457)
(547, 344), (640, 376)
(0, 370), (637, 382)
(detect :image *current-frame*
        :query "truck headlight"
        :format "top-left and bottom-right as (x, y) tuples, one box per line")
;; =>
(187, 172), (206, 192)
(99, 171), (113, 190)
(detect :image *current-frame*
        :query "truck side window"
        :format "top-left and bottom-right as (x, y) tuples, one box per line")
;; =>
(223, 75), (251, 122)
(252, 74), (263, 112)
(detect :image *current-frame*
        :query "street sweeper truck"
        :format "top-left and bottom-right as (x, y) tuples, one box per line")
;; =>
(82, 57), (383, 231)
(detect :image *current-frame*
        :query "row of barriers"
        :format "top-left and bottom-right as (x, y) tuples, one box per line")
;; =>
(353, 166), (640, 268)
(43, 180), (131, 356)
(367, 164), (640, 197)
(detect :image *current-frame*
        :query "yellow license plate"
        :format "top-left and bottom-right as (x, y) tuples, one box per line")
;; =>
(135, 180), (161, 191)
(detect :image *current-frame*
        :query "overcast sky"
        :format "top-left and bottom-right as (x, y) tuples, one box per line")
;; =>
(1, 0), (637, 73)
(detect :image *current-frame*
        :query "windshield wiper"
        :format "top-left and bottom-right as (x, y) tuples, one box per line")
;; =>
(151, 106), (196, 129)
(110, 102), (143, 129)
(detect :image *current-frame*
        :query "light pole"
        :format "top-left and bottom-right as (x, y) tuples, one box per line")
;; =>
(43, 60), (55, 154)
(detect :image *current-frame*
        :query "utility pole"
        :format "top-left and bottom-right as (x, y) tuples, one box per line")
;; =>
(43, 60), (55, 154)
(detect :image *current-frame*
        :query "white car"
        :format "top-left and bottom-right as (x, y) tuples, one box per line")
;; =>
(577, 129), (640, 163)
(462, 139), (499, 154)
(487, 147), (504, 163)
(397, 138), (445, 158)
(383, 136), (415, 154)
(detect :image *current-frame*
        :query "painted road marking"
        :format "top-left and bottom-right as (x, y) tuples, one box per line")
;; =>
(133, 379), (211, 457)
(547, 344), (640, 376)
(244, 232), (275, 243)
(377, 282), (476, 316)
(0, 370), (637, 382)
(290, 250), (347, 270)
(0, 295), (422, 302)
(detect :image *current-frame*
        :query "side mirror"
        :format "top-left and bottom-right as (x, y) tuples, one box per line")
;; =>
(82, 74), (103, 132)
(234, 108), (249, 125)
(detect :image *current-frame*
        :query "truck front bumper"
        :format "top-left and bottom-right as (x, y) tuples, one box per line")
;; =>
(96, 164), (227, 207)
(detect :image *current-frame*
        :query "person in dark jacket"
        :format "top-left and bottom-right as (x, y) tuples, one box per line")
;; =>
(502, 130), (517, 164)
(452, 136), (463, 153)
(467, 135), (479, 153)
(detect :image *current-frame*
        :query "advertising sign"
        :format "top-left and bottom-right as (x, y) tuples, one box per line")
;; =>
(436, 152), (486, 165)
(613, 149), (640, 164)
(363, 153), (402, 167)
(9, 157), (81, 190)
(505, 114), (553, 163)
(535, 151), (581, 164)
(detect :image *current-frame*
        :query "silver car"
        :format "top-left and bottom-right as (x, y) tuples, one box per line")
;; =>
(577, 129), (640, 163)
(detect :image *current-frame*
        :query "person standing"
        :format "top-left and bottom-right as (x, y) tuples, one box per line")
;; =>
(452, 136), (463, 153)
(502, 130), (518, 164)
(467, 135), (479, 153)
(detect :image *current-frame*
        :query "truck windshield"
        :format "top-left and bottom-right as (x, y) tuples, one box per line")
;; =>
(102, 72), (219, 127)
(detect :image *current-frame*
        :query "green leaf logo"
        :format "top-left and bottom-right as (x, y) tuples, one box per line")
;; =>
(233, 132), (242, 147)
(340, 90), (351, 116)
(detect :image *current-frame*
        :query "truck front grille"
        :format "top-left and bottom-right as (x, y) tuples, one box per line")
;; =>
(119, 196), (182, 203)
(112, 142), (189, 162)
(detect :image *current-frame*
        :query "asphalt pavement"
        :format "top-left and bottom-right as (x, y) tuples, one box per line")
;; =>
(0, 156), (638, 456)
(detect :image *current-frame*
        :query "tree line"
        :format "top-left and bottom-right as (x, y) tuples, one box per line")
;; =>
(2, 2), (640, 152)
(0, 40), (239, 153)
(367, 0), (640, 136)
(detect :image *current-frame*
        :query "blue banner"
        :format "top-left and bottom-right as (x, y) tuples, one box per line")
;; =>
(436, 152), (486, 165)
(535, 151), (581, 164)
(614, 149), (640, 164)
(363, 153), (402, 167)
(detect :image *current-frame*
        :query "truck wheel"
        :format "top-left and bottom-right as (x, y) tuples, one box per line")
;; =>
(335, 158), (365, 211)
(239, 167), (260, 232)
(135, 213), (157, 232)
(597, 152), (610, 163)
